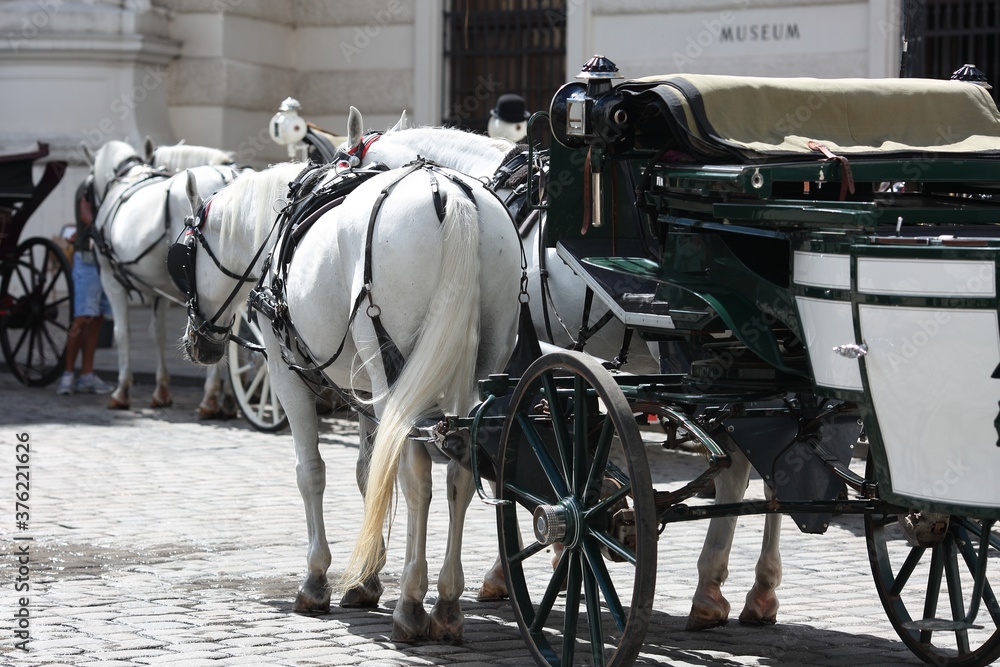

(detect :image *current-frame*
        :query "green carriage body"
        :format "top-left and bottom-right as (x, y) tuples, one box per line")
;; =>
(541, 73), (1000, 520)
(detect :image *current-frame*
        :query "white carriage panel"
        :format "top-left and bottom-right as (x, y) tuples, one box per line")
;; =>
(859, 305), (1000, 508)
(795, 297), (863, 390)
(857, 257), (996, 297)
(793, 251), (851, 289)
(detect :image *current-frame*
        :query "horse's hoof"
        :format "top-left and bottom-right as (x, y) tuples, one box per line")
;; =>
(429, 599), (463, 644)
(340, 576), (383, 608)
(687, 591), (731, 631)
(739, 588), (779, 626)
(391, 599), (430, 643)
(150, 395), (173, 408)
(106, 395), (130, 410)
(198, 406), (220, 420)
(476, 578), (508, 601)
(294, 577), (331, 614)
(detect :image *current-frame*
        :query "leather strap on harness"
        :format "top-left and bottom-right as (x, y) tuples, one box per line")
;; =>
(253, 159), (481, 393)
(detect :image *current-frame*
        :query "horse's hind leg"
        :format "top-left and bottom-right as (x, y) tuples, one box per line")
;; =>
(687, 447), (752, 630)
(340, 415), (385, 608)
(149, 298), (172, 408)
(429, 459), (474, 643)
(392, 442), (433, 642)
(740, 483), (781, 625)
(103, 274), (132, 409)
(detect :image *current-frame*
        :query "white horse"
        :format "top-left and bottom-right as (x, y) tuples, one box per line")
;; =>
(83, 140), (238, 416)
(341, 108), (783, 629)
(179, 160), (521, 642)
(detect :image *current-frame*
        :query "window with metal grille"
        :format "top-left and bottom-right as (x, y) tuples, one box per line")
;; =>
(443, 0), (567, 134)
(904, 0), (1000, 103)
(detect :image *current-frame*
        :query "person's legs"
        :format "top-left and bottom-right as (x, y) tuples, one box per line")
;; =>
(79, 315), (103, 375)
(61, 256), (112, 394)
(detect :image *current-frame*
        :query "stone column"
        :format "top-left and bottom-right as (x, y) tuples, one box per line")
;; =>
(0, 0), (180, 235)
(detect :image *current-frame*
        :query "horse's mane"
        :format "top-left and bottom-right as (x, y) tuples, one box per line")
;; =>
(375, 126), (514, 177)
(214, 162), (305, 256)
(154, 145), (235, 172)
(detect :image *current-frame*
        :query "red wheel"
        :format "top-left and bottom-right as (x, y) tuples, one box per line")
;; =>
(0, 237), (73, 386)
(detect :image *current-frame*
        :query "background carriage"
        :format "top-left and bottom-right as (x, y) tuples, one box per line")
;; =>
(456, 58), (1000, 666)
(0, 143), (70, 386)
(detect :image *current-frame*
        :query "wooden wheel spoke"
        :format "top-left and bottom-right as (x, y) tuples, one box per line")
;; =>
(584, 482), (631, 520)
(920, 548), (946, 645)
(572, 375), (588, 494)
(583, 540), (626, 633)
(504, 481), (555, 510)
(516, 412), (570, 498)
(942, 537), (972, 654)
(582, 548), (606, 666)
(889, 544), (927, 598)
(561, 551), (582, 665)
(955, 520), (1000, 627)
(540, 371), (571, 482)
(529, 547), (571, 635)
(587, 525), (636, 566)
(509, 539), (547, 565)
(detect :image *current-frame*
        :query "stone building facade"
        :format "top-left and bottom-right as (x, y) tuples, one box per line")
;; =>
(0, 0), (902, 237)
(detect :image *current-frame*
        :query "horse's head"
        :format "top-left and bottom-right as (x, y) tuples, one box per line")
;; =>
(170, 164), (300, 365)
(170, 169), (237, 365)
(85, 140), (146, 207)
(147, 136), (236, 173)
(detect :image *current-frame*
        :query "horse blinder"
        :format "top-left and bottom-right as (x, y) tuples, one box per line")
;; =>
(167, 227), (197, 297)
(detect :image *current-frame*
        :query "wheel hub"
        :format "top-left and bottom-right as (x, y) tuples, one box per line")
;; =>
(532, 498), (582, 547)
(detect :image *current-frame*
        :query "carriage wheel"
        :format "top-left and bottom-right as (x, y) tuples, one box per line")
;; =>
(865, 459), (1000, 666)
(0, 237), (73, 386)
(228, 303), (287, 432)
(496, 350), (656, 667)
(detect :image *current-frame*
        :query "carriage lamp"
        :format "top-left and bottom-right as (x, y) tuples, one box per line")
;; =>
(269, 97), (309, 159)
(548, 56), (631, 229)
(550, 55), (628, 148)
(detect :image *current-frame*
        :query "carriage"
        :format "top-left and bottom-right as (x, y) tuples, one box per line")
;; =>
(0, 143), (71, 386)
(175, 59), (1000, 667)
(454, 59), (1000, 666)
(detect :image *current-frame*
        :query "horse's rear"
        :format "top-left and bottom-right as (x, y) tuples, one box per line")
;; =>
(280, 164), (521, 641)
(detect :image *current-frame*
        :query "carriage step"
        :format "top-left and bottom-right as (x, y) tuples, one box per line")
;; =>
(902, 618), (984, 632)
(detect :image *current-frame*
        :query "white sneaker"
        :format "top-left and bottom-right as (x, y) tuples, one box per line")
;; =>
(56, 372), (75, 395)
(75, 373), (113, 395)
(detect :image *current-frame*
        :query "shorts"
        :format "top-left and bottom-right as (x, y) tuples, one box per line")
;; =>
(72, 252), (113, 318)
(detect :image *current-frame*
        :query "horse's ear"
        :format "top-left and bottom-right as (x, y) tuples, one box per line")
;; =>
(143, 136), (156, 163)
(348, 106), (364, 150)
(185, 169), (202, 214)
(80, 142), (95, 167)
(388, 110), (409, 133)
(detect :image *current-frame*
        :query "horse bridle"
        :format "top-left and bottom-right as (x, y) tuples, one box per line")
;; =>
(333, 132), (382, 170)
(96, 154), (149, 208)
(167, 198), (268, 354)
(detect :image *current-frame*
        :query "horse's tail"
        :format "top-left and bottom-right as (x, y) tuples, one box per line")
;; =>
(342, 180), (482, 590)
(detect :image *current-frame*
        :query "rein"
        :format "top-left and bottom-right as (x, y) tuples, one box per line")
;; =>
(171, 196), (282, 350)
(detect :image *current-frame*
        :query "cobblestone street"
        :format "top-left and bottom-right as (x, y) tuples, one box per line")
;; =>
(1, 362), (924, 666)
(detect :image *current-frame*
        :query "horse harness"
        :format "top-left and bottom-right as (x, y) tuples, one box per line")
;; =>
(170, 158), (486, 409)
(489, 148), (633, 369)
(97, 163), (238, 305)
